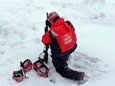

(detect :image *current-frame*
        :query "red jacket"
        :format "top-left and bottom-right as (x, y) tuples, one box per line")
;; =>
(42, 18), (77, 53)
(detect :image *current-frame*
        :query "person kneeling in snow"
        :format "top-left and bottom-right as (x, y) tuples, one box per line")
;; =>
(42, 12), (84, 81)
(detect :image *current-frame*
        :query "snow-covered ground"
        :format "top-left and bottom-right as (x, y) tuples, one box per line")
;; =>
(0, 0), (115, 86)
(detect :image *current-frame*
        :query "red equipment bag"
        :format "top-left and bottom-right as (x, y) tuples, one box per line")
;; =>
(20, 59), (32, 72)
(56, 23), (77, 53)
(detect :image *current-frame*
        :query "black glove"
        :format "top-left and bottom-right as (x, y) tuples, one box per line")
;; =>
(45, 20), (51, 27)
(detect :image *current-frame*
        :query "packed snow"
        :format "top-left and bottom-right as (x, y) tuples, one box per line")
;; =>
(0, 0), (115, 86)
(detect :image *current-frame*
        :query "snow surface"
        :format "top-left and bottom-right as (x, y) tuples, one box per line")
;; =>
(0, 0), (115, 86)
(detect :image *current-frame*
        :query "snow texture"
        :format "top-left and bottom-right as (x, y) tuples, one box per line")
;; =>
(0, 0), (115, 86)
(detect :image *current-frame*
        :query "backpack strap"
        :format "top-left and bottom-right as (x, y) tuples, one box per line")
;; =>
(49, 31), (61, 54)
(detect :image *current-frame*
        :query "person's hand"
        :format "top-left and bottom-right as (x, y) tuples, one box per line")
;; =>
(45, 20), (51, 27)
(45, 20), (50, 26)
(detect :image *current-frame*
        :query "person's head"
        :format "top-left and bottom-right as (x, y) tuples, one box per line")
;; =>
(48, 12), (60, 23)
